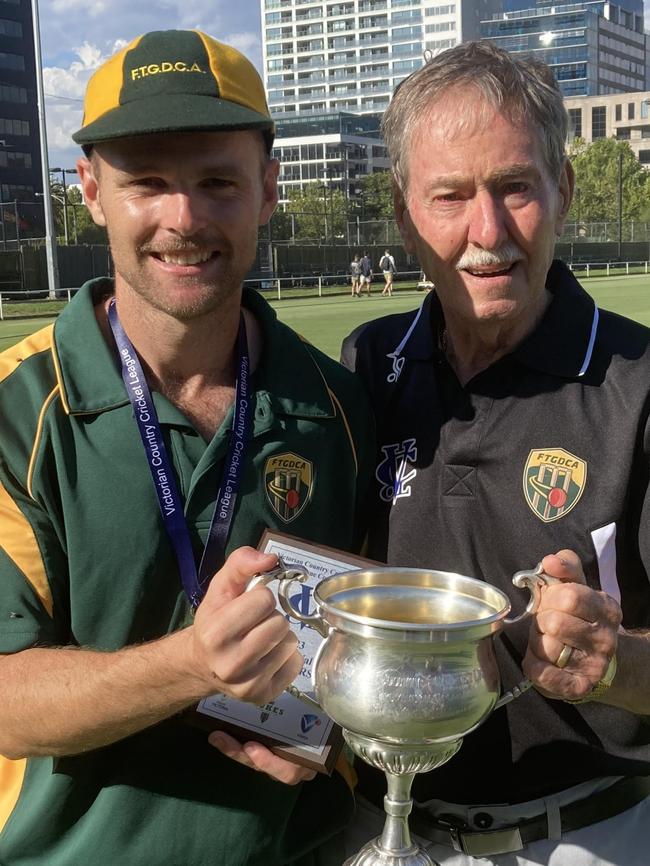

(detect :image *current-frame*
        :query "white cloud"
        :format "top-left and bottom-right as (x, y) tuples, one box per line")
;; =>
(40, 0), (264, 168)
(44, 41), (117, 164)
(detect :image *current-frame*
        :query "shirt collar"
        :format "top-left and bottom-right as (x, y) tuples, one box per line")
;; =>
(512, 260), (599, 379)
(398, 260), (598, 379)
(53, 280), (334, 420)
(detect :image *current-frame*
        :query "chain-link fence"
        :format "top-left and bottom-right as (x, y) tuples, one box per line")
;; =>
(270, 217), (650, 247)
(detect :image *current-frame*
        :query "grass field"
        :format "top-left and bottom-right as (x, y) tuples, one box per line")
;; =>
(1, 273), (649, 358)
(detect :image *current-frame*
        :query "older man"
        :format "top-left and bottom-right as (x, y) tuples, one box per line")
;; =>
(0, 30), (373, 866)
(342, 41), (650, 865)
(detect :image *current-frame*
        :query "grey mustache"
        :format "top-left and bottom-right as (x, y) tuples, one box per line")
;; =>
(456, 243), (524, 271)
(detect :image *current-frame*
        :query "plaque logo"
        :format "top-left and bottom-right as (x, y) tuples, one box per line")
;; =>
(300, 714), (322, 734)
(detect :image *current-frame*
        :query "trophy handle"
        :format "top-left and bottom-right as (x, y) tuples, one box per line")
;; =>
(503, 562), (560, 626)
(494, 563), (561, 710)
(247, 558), (326, 711)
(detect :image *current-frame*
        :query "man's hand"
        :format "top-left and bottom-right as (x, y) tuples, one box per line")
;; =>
(523, 549), (622, 701)
(208, 730), (317, 785)
(191, 547), (303, 706)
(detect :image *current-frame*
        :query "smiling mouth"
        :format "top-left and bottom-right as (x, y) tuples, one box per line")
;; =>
(462, 262), (518, 278)
(152, 250), (217, 266)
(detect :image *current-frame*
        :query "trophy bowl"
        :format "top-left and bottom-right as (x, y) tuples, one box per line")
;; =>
(272, 565), (553, 866)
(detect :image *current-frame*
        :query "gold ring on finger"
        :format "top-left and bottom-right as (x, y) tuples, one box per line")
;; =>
(555, 644), (574, 669)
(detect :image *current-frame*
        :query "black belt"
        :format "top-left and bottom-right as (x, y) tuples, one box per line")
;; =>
(408, 775), (650, 858)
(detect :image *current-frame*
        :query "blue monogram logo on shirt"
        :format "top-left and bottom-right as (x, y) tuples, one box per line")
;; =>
(376, 438), (418, 503)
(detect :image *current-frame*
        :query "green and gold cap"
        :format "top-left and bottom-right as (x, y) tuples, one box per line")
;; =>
(72, 30), (274, 146)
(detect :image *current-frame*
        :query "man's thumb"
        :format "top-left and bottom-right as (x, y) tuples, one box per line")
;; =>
(540, 549), (587, 585)
(203, 547), (279, 610)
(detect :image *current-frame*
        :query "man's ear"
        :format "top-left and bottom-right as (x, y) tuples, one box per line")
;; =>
(259, 157), (280, 227)
(76, 155), (106, 227)
(393, 177), (416, 255)
(555, 158), (575, 236)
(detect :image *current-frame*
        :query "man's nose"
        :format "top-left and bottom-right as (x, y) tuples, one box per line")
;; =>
(466, 191), (509, 250)
(159, 191), (210, 236)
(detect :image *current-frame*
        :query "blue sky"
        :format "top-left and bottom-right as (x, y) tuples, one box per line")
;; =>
(41, 0), (650, 171)
(41, 0), (265, 170)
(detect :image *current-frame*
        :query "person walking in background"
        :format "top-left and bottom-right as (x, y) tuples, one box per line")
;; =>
(379, 249), (396, 296)
(350, 253), (362, 296)
(360, 252), (373, 296)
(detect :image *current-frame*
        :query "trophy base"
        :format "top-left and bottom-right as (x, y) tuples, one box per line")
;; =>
(343, 836), (438, 866)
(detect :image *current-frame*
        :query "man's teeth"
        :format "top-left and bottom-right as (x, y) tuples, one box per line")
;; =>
(466, 264), (513, 275)
(158, 251), (213, 265)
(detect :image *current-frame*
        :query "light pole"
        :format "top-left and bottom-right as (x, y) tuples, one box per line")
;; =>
(321, 167), (332, 245)
(49, 167), (78, 245)
(36, 191), (79, 244)
(341, 142), (355, 246)
(31, 0), (60, 297)
(617, 149), (623, 259)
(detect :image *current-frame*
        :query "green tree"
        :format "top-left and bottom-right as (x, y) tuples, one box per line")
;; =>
(285, 183), (348, 243)
(356, 170), (394, 220)
(268, 208), (294, 242)
(568, 138), (650, 225)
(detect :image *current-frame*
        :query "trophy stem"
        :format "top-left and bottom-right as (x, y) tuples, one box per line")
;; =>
(343, 732), (463, 866)
(379, 771), (417, 852)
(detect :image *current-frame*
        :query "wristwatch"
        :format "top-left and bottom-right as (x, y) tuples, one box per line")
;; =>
(565, 654), (617, 704)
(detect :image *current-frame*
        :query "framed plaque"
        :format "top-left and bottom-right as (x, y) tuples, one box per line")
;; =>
(189, 531), (378, 774)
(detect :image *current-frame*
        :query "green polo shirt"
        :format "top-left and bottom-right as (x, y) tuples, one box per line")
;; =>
(0, 279), (374, 866)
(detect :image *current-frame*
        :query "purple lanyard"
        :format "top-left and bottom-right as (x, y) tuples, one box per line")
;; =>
(107, 299), (253, 609)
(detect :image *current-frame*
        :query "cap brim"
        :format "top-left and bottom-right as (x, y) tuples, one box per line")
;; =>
(72, 92), (274, 145)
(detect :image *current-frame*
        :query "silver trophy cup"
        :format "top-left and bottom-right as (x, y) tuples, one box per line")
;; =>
(259, 564), (555, 866)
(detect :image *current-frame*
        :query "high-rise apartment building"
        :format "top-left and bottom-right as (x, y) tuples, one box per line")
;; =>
(262, 0), (502, 118)
(0, 0), (43, 237)
(262, 0), (501, 202)
(480, 1), (648, 97)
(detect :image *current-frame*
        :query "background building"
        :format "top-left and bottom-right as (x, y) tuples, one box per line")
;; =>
(480, 1), (649, 97)
(0, 0), (43, 240)
(272, 111), (389, 203)
(565, 89), (650, 164)
(263, 0), (502, 201)
(262, 0), (502, 118)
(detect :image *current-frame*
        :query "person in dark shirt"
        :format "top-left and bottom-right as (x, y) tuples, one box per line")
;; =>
(341, 40), (650, 866)
(360, 252), (373, 296)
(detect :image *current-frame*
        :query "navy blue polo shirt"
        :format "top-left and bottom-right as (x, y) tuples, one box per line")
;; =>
(342, 261), (650, 804)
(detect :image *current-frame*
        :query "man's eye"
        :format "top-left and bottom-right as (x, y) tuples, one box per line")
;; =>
(131, 177), (165, 189)
(436, 192), (461, 203)
(504, 182), (528, 195)
(202, 177), (233, 189)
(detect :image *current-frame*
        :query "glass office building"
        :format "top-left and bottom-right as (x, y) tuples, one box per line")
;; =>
(0, 0), (43, 237)
(480, 1), (648, 96)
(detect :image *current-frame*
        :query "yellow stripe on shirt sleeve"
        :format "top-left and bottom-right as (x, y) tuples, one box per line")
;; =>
(0, 482), (53, 617)
(0, 756), (26, 835)
(0, 324), (54, 385)
(27, 385), (59, 501)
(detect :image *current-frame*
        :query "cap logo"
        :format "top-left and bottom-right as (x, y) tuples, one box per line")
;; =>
(523, 448), (587, 522)
(130, 61), (207, 81)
